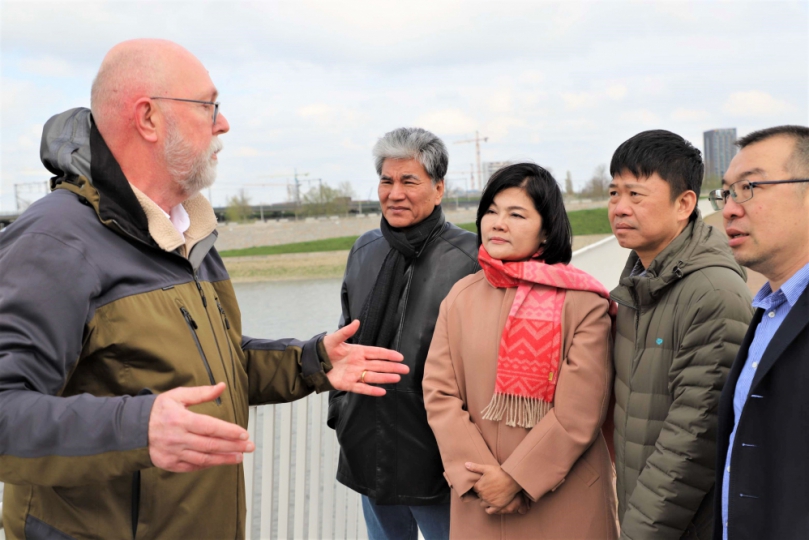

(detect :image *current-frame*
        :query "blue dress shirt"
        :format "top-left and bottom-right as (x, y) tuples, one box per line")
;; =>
(721, 261), (809, 539)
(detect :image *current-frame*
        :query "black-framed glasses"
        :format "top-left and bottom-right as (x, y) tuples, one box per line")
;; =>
(708, 179), (809, 211)
(150, 97), (220, 125)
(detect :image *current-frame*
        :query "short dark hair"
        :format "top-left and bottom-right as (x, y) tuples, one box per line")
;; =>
(737, 125), (809, 176)
(475, 163), (572, 265)
(610, 130), (704, 215)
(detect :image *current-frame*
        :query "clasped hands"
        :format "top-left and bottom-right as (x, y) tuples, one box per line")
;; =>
(465, 462), (530, 516)
(149, 319), (408, 473)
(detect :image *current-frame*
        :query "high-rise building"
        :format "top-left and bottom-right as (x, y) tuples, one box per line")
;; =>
(703, 128), (738, 180)
(482, 161), (515, 185)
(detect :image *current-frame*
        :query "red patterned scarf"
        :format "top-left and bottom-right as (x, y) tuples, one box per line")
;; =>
(479, 245), (616, 428)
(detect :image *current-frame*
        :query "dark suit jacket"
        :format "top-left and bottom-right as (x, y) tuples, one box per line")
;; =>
(713, 285), (809, 540)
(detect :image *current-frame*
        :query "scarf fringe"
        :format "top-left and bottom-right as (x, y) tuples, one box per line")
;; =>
(481, 392), (553, 429)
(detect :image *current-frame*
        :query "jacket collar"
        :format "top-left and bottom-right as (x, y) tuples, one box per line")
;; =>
(611, 215), (746, 309)
(129, 183), (218, 255)
(45, 108), (217, 258)
(749, 283), (809, 392)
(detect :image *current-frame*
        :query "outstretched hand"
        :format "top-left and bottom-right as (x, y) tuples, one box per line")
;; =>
(322, 319), (409, 397)
(149, 383), (254, 473)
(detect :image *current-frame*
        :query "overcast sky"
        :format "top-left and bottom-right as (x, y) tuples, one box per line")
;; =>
(1, 0), (807, 211)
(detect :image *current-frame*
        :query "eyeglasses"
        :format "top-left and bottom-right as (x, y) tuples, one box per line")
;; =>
(150, 97), (220, 125)
(708, 178), (809, 211)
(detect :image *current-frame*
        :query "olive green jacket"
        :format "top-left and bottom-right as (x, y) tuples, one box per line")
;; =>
(0, 108), (333, 539)
(612, 216), (753, 540)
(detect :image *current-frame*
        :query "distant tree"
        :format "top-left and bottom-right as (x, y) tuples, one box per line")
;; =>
(337, 181), (356, 200)
(225, 190), (253, 223)
(564, 171), (575, 197)
(702, 173), (722, 194)
(301, 181), (353, 216)
(579, 164), (610, 199)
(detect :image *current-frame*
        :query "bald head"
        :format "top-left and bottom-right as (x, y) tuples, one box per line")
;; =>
(90, 39), (206, 136)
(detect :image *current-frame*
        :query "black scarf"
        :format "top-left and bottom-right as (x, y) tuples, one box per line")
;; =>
(355, 205), (444, 348)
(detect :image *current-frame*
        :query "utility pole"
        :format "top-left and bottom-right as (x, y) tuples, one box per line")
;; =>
(454, 131), (488, 190)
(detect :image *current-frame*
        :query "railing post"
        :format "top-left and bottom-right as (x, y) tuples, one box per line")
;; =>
(277, 403), (293, 539)
(244, 406), (257, 540)
(259, 404), (276, 538)
(293, 398), (308, 538)
(307, 394), (324, 539)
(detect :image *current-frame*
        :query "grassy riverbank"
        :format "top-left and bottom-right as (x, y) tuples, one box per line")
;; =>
(224, 234), (612, 282)
(220, 207), (610, 258)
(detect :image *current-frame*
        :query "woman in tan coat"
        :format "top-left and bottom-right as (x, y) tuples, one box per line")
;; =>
(423, 163), (619, 539)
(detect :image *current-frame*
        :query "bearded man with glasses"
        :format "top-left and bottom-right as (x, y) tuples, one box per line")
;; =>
(713, 125), (809, 540)
(0, 39), (409, 539)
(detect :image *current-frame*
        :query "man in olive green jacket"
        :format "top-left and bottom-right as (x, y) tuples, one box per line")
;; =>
(607, 130), (753, 540)
(0, 39), (407, 540)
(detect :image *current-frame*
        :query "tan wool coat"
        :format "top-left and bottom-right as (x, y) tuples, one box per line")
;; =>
(424, 271), (619, 540)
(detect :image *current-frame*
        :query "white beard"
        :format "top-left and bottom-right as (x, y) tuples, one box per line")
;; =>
(163, 119), (223, 196)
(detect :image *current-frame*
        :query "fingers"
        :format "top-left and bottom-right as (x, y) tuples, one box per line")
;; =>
(345, 382), (387, 397)
(465, 461), (488, 474)
(184, 431), (255, 455)
(357, 370), (403, 386)
(324, 320), (360, 349)
(149, 385), (253, 473)
(355, 346), (405, 364)
(361, 359), (409, 374)
(492, 495), (523, 515)
(168, 451), (246, 473)
(171, 382), (227, 406)
(185, 410), (250, 441)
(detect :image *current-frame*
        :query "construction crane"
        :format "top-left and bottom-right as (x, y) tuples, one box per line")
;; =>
(255, 169), (311, 203)
(454, 131), (488, 190)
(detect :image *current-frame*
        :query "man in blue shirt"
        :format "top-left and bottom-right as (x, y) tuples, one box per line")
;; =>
(709, 125), (809, 540)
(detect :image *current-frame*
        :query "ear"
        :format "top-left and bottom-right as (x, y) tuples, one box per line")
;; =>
(434, 178), (445, 204)
(133, 97), (159, 143)
(676, 189), (698, 222)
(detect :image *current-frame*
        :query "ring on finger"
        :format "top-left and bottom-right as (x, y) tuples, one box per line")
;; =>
(360, 370), (368, 384)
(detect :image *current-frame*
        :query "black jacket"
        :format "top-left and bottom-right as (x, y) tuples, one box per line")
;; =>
(713, 284), (809, 540)
(327, 213), (479, 505)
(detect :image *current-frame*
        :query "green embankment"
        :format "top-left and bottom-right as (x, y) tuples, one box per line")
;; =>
(220, 207), (610, 258)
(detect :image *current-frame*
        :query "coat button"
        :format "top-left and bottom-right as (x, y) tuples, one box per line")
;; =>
(768, 311), (775, 318)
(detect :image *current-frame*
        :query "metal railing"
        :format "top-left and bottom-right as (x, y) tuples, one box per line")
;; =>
(244, 392), (368, 540)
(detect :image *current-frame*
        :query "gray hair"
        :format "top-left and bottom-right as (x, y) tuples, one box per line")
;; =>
(372, 127), (448, 183)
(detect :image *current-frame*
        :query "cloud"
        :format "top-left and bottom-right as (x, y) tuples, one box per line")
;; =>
(606, 84), (628, 100)
(233, 147), (268, 157)
(487, 89), (513, 114)
(625, 109), (661, 126)
(561, 91), (599, 110)
(671, 108), (710, 122)
(20, 56), (82, 78)
(415, 109), (478, 135)
(296, 103), (365, 129)
(485, 117), (527, 141)
(722, 90), (791, 117)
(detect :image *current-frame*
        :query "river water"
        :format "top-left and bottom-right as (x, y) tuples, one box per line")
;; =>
(235, 278), (343, 340)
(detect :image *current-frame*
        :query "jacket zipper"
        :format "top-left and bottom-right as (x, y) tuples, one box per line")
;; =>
(391, 224), (442, 351)
(216, 298), (238, 386)
(180, 306), (221, 406)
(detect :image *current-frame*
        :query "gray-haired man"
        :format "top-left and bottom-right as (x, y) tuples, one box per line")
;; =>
(327, 128), (480, 539)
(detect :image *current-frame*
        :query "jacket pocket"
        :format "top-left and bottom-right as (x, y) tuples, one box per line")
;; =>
(571, 453), (600, 487)
(24, 515), (76, 540)
(179, 305), (221, 406)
